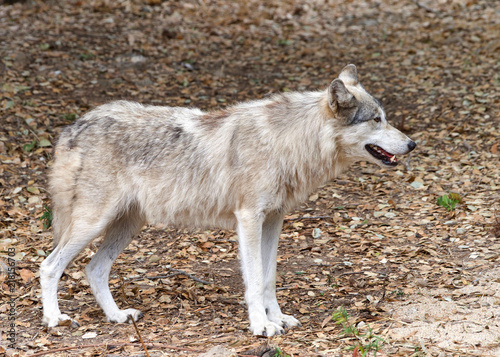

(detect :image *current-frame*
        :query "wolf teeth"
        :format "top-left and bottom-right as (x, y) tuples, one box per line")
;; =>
(367, 144), (396, 164)
(371, 145), (389, 156)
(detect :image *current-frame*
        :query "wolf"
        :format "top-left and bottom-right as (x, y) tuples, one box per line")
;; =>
(40, 64), (416, 336)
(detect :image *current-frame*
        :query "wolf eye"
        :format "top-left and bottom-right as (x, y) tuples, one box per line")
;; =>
(373, 117), (381, 123)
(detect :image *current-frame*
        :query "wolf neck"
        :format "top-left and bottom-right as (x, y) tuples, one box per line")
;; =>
(260, 91), (349, 208)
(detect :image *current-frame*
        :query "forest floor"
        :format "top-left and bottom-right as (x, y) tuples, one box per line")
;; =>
(0, 0), (499, 356)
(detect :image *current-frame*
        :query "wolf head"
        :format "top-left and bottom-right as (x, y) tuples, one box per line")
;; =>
(327, 64), (416, 167)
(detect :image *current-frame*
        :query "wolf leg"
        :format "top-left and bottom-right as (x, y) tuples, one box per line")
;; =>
(261, 213), (301, 330)
(236, 209), (285, 336)
(40, 223), (106, 327)
(85, 208), (145, 324)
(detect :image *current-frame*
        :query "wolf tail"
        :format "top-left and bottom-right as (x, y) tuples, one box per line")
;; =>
(48, 131), (84, 248)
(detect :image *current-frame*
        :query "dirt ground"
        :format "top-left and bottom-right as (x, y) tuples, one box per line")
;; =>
(0, 0), (499, 356)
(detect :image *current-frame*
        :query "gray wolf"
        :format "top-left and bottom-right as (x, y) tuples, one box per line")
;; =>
(40, 64), (416, 336)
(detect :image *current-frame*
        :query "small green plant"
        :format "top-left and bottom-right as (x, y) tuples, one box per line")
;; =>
(272, 346), (291, 357)
(40, 205), (53, 229)
(332, 306), (385, 357)
(79, 52), (94, 60)
(23, 138), (52, 152)
(391, 289), (405, 297)
(277, 39), (292, 46)
(437, 192), (462, 211)
(23, 139), (37, 152)
(63, 113), (78, 121)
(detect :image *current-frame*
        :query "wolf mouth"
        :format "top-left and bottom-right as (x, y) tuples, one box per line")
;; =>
(365, 144), (398, 166)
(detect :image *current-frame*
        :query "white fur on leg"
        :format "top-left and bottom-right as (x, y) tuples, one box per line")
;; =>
(40, 221), (110, 328)
(85, 210), (145, 325)
(236, 210), (286, 337)
(86, 262), (145, 325)
(40, 243), (84, 328)
(261, 213), (301, 331)
(86, 264), (145, 324)
(40, 259), (64, 327)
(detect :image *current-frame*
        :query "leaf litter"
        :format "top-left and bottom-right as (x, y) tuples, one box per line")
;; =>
(0, 0), (499, 356)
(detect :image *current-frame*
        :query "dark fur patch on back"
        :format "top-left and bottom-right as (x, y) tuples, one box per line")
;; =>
(172, 126), (183, 140)
(198, 110), (230, 130)
(65, 120), (100, 149)
(229, 126), (240, 167)
(265, 95), (290, 111)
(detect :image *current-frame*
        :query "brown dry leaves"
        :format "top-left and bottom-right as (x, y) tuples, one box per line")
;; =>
(1, 0), (499, 356)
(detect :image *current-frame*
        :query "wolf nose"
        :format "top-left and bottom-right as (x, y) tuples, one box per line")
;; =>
(408, 141), (416, 152)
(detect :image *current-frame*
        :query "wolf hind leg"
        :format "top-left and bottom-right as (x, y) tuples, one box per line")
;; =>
(40, 220), (108, 327)
(261, 212), (301, 331)
(85, 207), (145, 324)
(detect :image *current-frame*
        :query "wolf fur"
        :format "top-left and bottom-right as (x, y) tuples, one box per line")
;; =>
(40, 64), (416, 336)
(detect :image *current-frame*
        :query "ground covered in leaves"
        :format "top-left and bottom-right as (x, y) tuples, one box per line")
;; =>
(1, 0), (499, 356)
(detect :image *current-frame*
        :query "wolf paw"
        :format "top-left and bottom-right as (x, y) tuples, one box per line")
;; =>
(268, 313), (301, 330)
(250, 321), (285, 337)
(107, 308), (144, 324)
(42, 313), (80, 328)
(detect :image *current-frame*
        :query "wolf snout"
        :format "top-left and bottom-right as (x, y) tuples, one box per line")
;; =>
(407, 140), (416, 152)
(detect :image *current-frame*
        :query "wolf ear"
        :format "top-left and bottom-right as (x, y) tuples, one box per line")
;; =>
(328, 79), (356, 112)
(338, 64), (359, 86)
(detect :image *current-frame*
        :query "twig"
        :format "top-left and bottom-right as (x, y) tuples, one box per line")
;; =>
(410, 0), (439, 14)
(276, 284), (300, 291)
(404, 152), (413, 171)
(419, 338), (429, 355)
(398, 116), (406, 131)
(376, 269), (390, 307)
(119, 274), (150, 357)
(493, 206), (500, 238)
(26, 126), (41, 142)
(119, 275), (128, 300)
(338, 271), (365, 277)
(450, 320), (483, 326)
(130, 314), (150, 357)
(28, 342), (261, 357)
(284, 215), (331, 222)
(145, 267), (211, 285)
(193, 306), (211, 313)
(27, 342), (202, 357)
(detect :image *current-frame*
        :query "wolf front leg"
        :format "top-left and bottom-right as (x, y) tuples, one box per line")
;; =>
(235, 209), (285, 336)
(261, 213), (301, 330)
